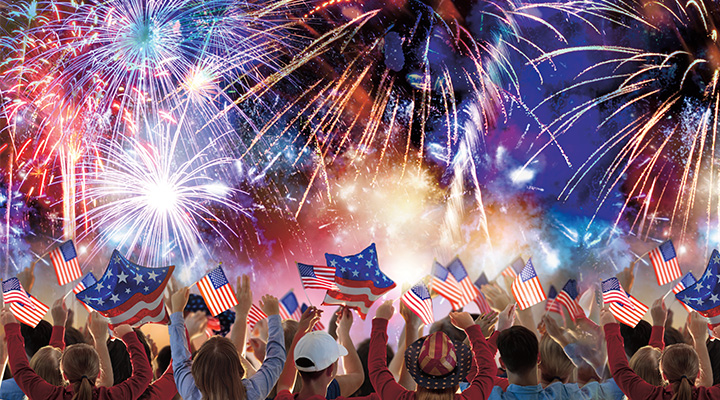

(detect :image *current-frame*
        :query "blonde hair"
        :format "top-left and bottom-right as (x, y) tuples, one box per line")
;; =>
(538, 335), (575, 384)
(30, 346), (64, 386)
(415, 385), (457, 400)
(61, 343), (99, 400)
(660, 343), (698, 400)
(191, 336), (247, 400)
(629, 346), (663, 386)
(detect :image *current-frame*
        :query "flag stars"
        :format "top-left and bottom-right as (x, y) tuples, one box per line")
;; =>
(711, 294), (720, 303)
(696, 298), (705, 306)
(96, 298), (105, 306)
(133, 274), (144, 284)
(143, 286), (150, 292)
(125, 288), (131, 294)
(117, 272), (129, 283)
(358, 254), (364, 259)
(340, 267), (346, 273)
(714, 255), (720, 264)
(352, 270), (359, 277)
(95, 282), (105, 292)
(344, 258), (350, 263)
(110, 294), (120, 303)
(330, 260), (337, 267)
(366, 261), (372, 267)
(148, 271), (158, 281)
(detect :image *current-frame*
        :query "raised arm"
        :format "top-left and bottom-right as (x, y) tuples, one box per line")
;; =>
(398, 302), (423, 390)
(243, 295), (287, 400)
(50, 298), (67, 350)
(448, 312), (496, 400)
(276, 305), (322, 392)
(649, 298), (667, 350)
(368, 301), (412, 399)
(231, 274), (252, 358)
(106, 324), (153, 399)
(688, 312), (713, 387)
(335, 307), (365, 395)
(168, 286), (202, 400)
(89, 311), (114, 387)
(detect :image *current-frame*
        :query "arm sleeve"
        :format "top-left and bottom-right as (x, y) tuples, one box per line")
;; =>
(604, 323), (663, 399)
(458, 325), (495, 400)
(139, 365), (178, 400)
(243, 314), (286, 400)
(5, 323), (63, 399)
(368, 318), (413, 399)
(169, 312), (202, 400)
(106, 331), (153, 399)
(49, 325), (65, 350)
(649, 325), (665, 350)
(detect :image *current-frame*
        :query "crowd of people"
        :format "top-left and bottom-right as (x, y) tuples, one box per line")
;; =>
(0, 264), (719, 400)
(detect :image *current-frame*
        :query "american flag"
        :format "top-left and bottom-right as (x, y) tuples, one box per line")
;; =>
(676, 250), (720, 329)
(300, 303), (326, 331)
(73, 273), (98, 313)
(247, 304), (267, 329)
(556, 279), (584, 321)
(545, 285), (564, 315)
(673, 272), (697, 313)
(10, 294), (49, 328)
(501, 257), (524, 279)
(50, 240), (82, 286)
(279, 291), (302, 320)
(649, 240), (682, 286)
(430, 261), (466, 310)
(601, 277), (633, 308)
(473, 291), (493, 314)
(474, 272), (489, 289)
(446, 258), (481, 308)
(609, 294), (648, 328)
(297, 263), (337, 290)
(76, 250), (173, 329)
(322, 243), (396, 319)
(511, 259), (546, 310)
(401, 282), (434, 325)
(197, 265), (238, 317)
(2, 278), (33, 309)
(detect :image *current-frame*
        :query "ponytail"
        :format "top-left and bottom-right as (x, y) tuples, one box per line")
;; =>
(659, 344), (698, 400)
(71, 376), (94, 400)
(61, 344), (99, 400)
(671, 376), (693, 400)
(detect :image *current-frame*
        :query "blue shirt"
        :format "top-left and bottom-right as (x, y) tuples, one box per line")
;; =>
(488, 380), (623, 400)
(170, 312), (286, 400)
(0, 378), (25, 400)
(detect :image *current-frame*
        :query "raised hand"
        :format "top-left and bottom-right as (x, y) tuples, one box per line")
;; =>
(616, 261), (635, 293)
(482, 283), (514, 312)
(475, 311), (499, 338)
(599, 307), (616, 326)
(235, 274), (252, 316)
(186, 311), (209, 339)
(497, 303), (516, 332)
(650, 298), (668, 327)
(449, 312), (474, 330)
(51, 298), (68, 327)
(542, 314), (570, 347)
(259, 295), (280, 316)
(170, 286), (190, 315)
(336, 307), (353, 337)
(298, 305), (322, 333)
(17, 262), (36, 293)
(688, 311), (709, 344)
(89, 311), (109, 343)
(399, 300), (423, 329)
(375, 300), (395, 320)
(113, 324), (133, 338)
(0, 308), (17, 326)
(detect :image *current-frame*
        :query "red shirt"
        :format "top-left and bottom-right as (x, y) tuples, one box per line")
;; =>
(605, 323), (720, 400)
(6, 323), (152, 400)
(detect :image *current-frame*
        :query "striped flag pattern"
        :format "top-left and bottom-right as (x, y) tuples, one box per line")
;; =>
(649, 240), (682, 286)
(556, 279), (584, 320)
(673, 272), (697, 313)
(401, 282), (434, 325)
(601, 278), (633, 308)
(430, 261), (466, 310)
(473, 291), (493, 314)
(545, 285), (564, 315)
(10, 294), (49, 328)
(301, 304), (326, 331)
(297, 263), (337, 290)
(609, 294), (648, 328)
(279, 291), (302, 321)
(197, 266), (238, 316)
(502, 257), (524, 279)
(50, 240), (82, 286)
(446, 258), (481, 308)
(247, 304), (267, 329)
(2, 278), (34, 309)
(511, 259), (546, 310)
(73, 273), (98, 313)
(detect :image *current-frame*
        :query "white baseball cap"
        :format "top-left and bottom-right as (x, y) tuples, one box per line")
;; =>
(294, 331), (348, 372)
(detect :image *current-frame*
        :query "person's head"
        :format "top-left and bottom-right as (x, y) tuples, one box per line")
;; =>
(620, 320), (651, 358)
(64, 327), (87, 346)
(405, 331), (472, 400)
(659, 343), (699, 400)
(353, 338), (394, 396)
(538, 334), (575, 384)
(664, 327), (686, 346)
(107, 328), (152, 384)
(497, 326), (539, 376)
(706, 338), (720, 385)
(629, 346), (663, 386)
(191, 336), (246, 400)
(155, 346), (171, 379)
(21, 320), (52, 358)
(295, 331), (347, 390)
(282, 320), (299, 350)
(30, 346), (64, 386)
(429, 317), (466, 343)
(61, 343), (100, 400)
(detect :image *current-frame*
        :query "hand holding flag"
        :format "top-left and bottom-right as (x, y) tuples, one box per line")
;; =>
(401, 282), (434, 325)
(649, 240), (682, 286)
(50, 240), (83, 286)
(197, 265), (238, 317)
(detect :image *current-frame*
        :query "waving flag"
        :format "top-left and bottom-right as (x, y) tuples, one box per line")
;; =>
(511, 259), (546, 310)
(447, 258), (481, 307)
(609, 294), (648, 328)
(601, 277), (633, 308)
(300, 303), (325, 331)
(502, 257), (524, 279)
(649, 240), (682, 286)
(10, 294), (49, 328)
(676, 250), (720, 329)
(76, 250), (174, 329)
(297, 263), (337, 290)
(322, 244), (396, 319)
(557, 279), (584, 320)
(50, 240), (82, 286)
(474, 272), (489, 289)
(197, 265), (238, 316)
(473, 291), (493, 314)
(545, 285), (564, 315)
(401, 282), (434, 325)
(73, 273), (98, 313)
(430, 261), (465, 310)
(247, 304), (267, 329)
(673, 272), (697, 313)
(2, 278), (33, 308)
(279, 291), (302, 320)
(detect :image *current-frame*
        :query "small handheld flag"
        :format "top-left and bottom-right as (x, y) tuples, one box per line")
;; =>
(446, 258), (481, 308)
(401, 282), (434, 325)
(609, 294), (648, 328)
(676, 250), (720, 328)
(279, 291), (302, 320)
(545, 285), (564, 315)
(297, 263), (337, 291)
(10, 294), (49, 328)
(649, 240), (682, 286)
(430, 261), (465, 310)
(2, 278), (33, 309)
(300, 303), (326, 331)
(73, 273), (98, 313)
(557, 279), (584, 321)
(511, 259), (546, 310)
(502, 257), (524, 279)
(50, 240), (83, 286)
(601, 277), (633, 308)
(247, 304), (267, 329)
(672, 272), (697, 313)
(197, 265), (238, 317)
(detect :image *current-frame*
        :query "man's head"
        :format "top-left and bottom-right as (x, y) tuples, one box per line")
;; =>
(294, 331), (347, 387)
(497, 326), (539, 375)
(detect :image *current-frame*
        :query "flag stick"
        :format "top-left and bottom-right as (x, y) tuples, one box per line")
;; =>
(662, 285), (675, 301)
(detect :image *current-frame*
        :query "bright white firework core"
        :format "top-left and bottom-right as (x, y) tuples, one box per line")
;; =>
(145, 181), (178, 212)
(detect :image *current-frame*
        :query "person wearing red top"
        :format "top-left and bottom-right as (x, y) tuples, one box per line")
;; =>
(601, 306), (720, 400)
(2, 307), (153, 400)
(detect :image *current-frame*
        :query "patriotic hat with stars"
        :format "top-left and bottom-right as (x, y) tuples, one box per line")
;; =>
(184, 294), (236, 337)
(404, 331), (472, 390)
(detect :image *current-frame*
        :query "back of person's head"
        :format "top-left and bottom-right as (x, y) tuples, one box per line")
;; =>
(664, 327), (686, 346)
(21, 320), (52, 358)
(620, 320), (651, 358)
(353, 338), (394, 396)
(61, 343), (99, 400)
(107, 328), (152, 384)
(282, 320), (299, 350)
(538, 334), (575, 383)
(660, 343), (699, 400)
(429, 317), (465, 342)
(191, 336), (246, 400)
(64, 327), (87, 346)
(706, 338), (720, 385)
(629, 346), (663, 386)
(295, 331), (347, 389)
(30, 346), (64, 386)
(155, 346), (171, 379)
(497, 326), (539, 375)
